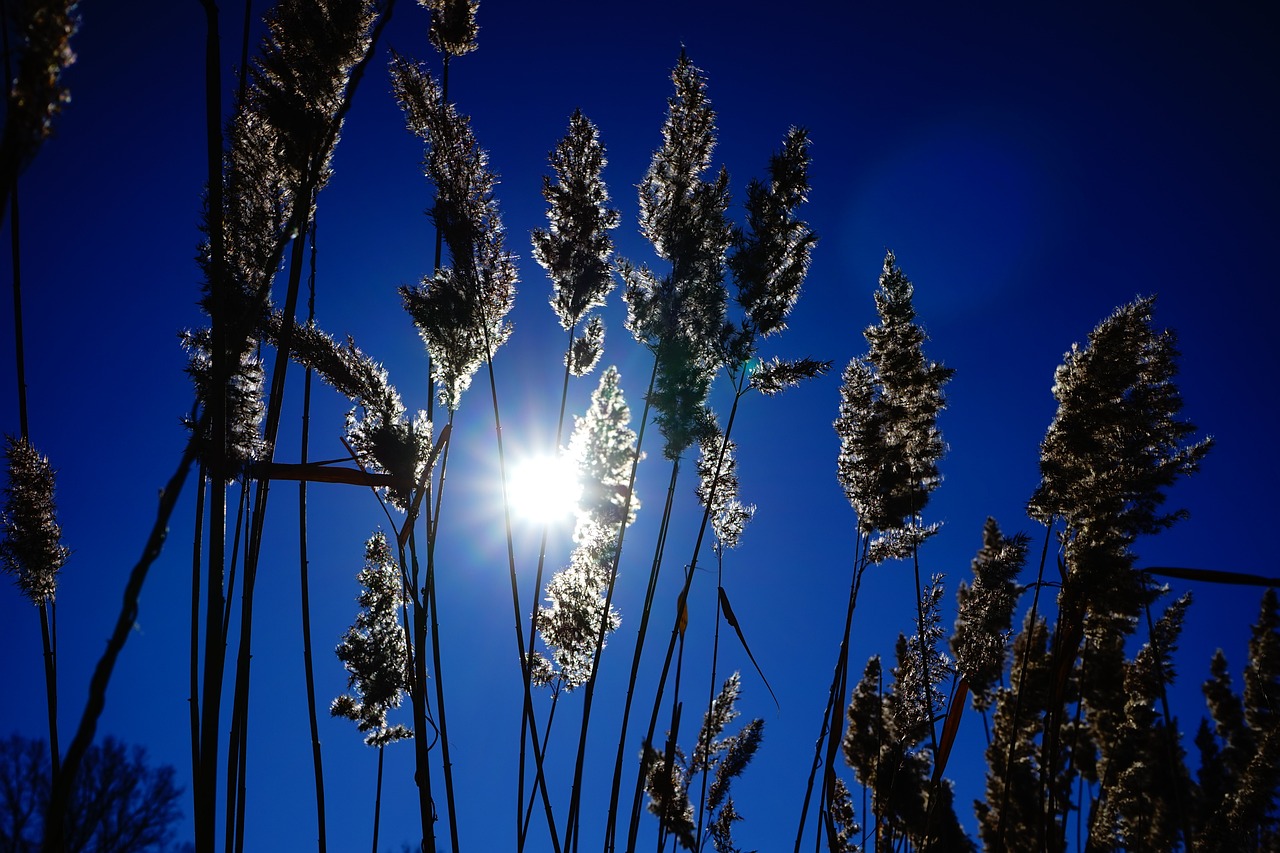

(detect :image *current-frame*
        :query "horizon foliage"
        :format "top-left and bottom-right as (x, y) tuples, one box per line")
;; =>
(1, 2), (1275, 852)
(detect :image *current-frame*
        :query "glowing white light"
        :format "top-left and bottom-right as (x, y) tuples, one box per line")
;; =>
(507, 453), (582, 524)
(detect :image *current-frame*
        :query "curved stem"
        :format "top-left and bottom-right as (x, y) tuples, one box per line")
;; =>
(42, 435), (199, 852)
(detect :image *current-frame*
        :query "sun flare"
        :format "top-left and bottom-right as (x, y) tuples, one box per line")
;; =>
(507, 452), (583, 524)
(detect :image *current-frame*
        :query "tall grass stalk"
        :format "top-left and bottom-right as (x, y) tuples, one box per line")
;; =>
(569, 360), (657, 853)
(596, 446), (677, 853)
(992, 525), (1052, 850)
(522, 106), (624, 828)
(622, 384), (746, 853)
(194, 5), (228, 845)
(189, 466), (206, 801)
(517, 336), (573, 850)
(792, 532), (866, 852)
(42, 431), (200, 852)
(691, 546), (728, 847)
(225, 196), (318, 852)
(2, 0), (75, 796)
(297, 218), (327, 851)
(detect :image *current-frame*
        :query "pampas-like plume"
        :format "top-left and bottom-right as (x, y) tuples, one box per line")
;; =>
(536, 367), (641, 688)
(1028, 296), (1212, 615)
(694, 427), (754, 552)
(0, 0), (78, 208)
(622, 51), (731, 460)
(835, 251), (953, 543)
(190, 0), (379, 471)
(642, 673), (764, 852)
(537, 523), (623, 690)
(533, 109), (620, 366)
(951, 518), (1029, 711)
(422, 0), (478, 57)
(277, 317), (433, 510)
(391, 52), (517, 411)
(332, 532), (413, 746)
(568, 366), (642, 530)
(1, 435), (68, 604)
(728, 126), (817, 343)
(180, 330), (266, 479)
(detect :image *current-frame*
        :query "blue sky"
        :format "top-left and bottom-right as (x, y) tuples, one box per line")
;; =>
(2, 1), (1277, 850)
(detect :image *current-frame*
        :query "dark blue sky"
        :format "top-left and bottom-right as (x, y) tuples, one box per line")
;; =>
(2, 1), (1277, 850)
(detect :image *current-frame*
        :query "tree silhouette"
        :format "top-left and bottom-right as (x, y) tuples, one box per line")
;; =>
(0, 734), (187, 853)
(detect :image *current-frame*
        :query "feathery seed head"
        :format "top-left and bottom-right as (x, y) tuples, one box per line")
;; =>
(1, 436), (69, 604)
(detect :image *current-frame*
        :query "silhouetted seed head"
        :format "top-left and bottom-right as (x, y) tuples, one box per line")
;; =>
(333, 531), (412, 746)
(1, 436), (69, 604)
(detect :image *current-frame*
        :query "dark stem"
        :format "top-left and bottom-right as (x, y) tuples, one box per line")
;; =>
(37, 600), (58, 780)
(226, 202), (316, 852)
(574, 358), (657, 853)
(617, 461), (682, 853)
(599, 452), (676, 853)
(298, 217), (327, 852)
(693, 548), (727, 848)
(8, 177), (26, 438)
(522, 688), (561, 842)
(42, 435), (199, 852)
(221, 481), (248, 650)
(517, 326), (575, 852)
(190, 467), (206, 802)
(625, 384), (748, 853)
(402, 531), (437, 853)
(372, 745), (385, 853)
(995, 524), (1053, 849)
(794, 531), (865, 852)
(423, 509), (460, 853)
(196, 2), (227, 848)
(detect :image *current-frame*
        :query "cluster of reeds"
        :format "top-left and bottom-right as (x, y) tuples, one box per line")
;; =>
(5, 2), (1279, 853)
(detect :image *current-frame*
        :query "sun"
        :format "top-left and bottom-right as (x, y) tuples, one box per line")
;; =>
(507, 452), (583, 525)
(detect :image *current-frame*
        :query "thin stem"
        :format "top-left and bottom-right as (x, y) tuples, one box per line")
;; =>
(42, 435), (199, 852)
(195, 0), (227, 846)
(911, 534), (939, 756)
(995, 524), (1053, 849)
(403, 530), (437, 853)
(423, 515), (460, 853)
(36, 600), (58, 779)
(602, 453), (677, 853)
(625, 382), (748, 853)
(518, 326), (575, 851)
(298, 217), (327, 852)
(372, 745), (385, 853)
(522, 687), (561, 842)
(693, 547), (727, 848)
(226, 210), (316, 852)
(190, 467), (206, 798)
(799, 533), (866, 852)
(8, 178), (26, 438)
(575, 358), (658, 853)
(221, 479), (247, 650)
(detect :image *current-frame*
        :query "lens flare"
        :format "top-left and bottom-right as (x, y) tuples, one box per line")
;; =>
(507, 452), (582, 524)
